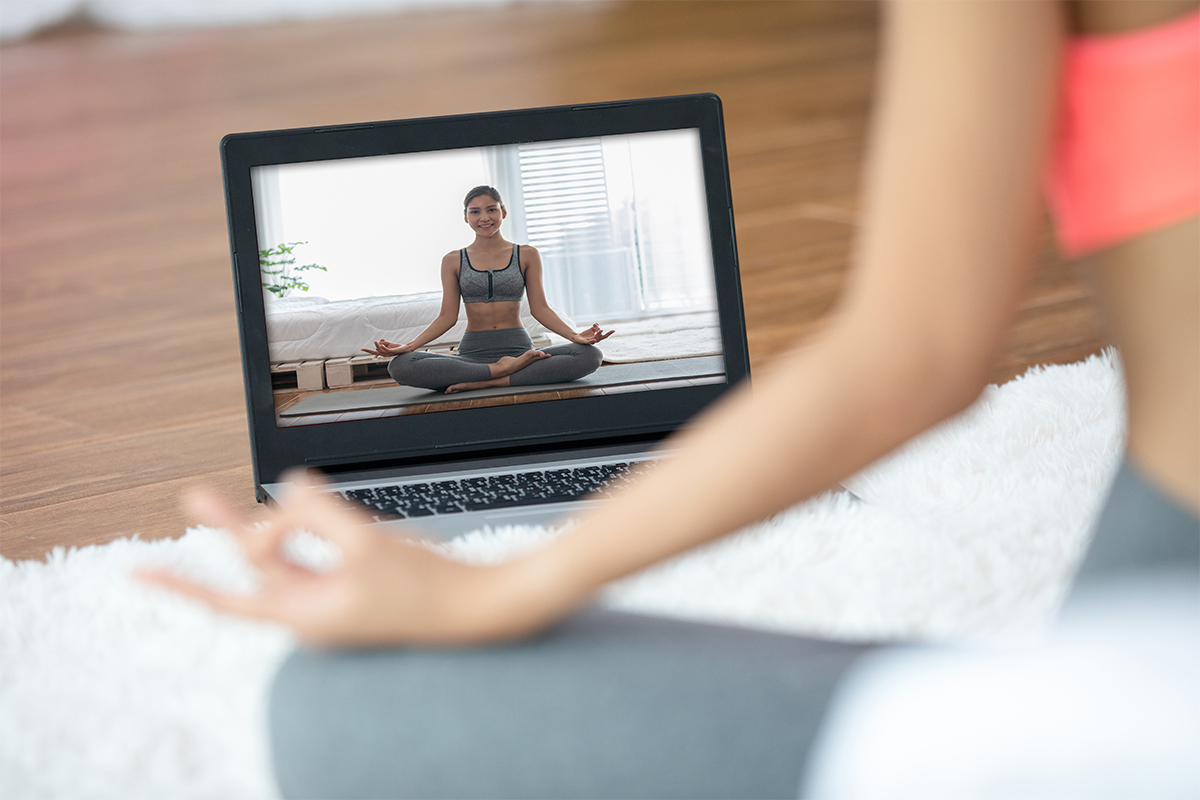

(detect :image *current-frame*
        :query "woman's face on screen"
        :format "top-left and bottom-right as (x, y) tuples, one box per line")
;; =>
(464, 196), (506, 238)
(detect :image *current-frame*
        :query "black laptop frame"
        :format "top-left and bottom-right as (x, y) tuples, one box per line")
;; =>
(221, 93), (748, 499)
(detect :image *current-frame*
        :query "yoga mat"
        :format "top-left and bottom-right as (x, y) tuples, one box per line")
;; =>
(281, 356), (726, 417)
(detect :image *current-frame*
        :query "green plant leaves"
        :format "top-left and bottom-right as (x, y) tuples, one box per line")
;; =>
(260, 241), (328, 298)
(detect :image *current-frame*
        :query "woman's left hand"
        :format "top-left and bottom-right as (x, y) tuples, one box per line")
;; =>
(570, 324), (614, 346)
(362, 339), (413, 357)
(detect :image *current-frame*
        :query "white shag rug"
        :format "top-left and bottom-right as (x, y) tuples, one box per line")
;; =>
(0, 351), (1125, 799)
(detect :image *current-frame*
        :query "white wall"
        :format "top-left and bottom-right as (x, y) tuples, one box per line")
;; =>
(255, 149), (488, 301)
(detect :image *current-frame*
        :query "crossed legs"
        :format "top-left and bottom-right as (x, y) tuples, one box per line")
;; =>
(388, 342), (604, 394)
(449, 342), (604, 393)
(269, 608), (871, 799)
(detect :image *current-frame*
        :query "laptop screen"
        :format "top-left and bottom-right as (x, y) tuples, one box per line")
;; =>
(222, 95), (748, 492)
(252, 128), (721, 429)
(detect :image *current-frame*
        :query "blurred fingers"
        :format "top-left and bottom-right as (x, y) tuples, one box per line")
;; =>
(184, 471), (380, 577)
(184, 485), (291, 570)
(135, 569), (279, 622)
(276, 469), (374, 553)
(183, 487), (248, 533)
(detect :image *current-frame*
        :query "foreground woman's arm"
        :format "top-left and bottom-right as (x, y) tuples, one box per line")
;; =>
(148, 1), (1063, 646)
(517, 0), (1066, 631)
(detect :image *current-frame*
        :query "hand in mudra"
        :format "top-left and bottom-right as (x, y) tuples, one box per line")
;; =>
(362, 339), (413, 357)
(570, 324), (614, 346)
(137, 472), (537, 646)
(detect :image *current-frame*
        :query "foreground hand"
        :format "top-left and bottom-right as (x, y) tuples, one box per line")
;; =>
(571, 324), (614, 346)
(137, 473), (540, 647)
(361, 339), (413, 357)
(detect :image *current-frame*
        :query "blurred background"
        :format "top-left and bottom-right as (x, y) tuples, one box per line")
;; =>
(0, 0), (1108, 558)
(0, 0), (530, 41)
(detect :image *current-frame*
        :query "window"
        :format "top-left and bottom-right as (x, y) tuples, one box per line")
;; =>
(487, 130), (716, 324)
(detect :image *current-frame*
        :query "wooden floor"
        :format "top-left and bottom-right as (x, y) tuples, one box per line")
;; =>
(0, 1), (1107, 561)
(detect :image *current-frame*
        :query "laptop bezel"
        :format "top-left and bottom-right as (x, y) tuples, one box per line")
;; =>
(221, 93), (749, 497)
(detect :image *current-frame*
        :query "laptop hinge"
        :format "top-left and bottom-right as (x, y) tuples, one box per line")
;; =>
(315, 430), (669, 478)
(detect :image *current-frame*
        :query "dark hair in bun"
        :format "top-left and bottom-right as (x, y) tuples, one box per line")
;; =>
(463, 185), (504, 210)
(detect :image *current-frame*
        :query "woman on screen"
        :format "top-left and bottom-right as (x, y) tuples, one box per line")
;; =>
(361, 185), (612, 394)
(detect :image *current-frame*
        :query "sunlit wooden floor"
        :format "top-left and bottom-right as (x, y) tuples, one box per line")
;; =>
(0, 1), (1107, 560)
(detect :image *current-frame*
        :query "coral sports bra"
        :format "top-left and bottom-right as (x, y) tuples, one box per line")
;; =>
(1045, 10), (1200, 258)
(459, 244), (526, 303)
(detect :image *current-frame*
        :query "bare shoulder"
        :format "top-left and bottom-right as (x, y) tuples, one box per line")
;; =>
(441, 250), (461, 270)
(519, 244), (542, 268)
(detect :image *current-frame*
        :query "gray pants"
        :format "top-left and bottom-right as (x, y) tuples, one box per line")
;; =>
(269, 610), (870, 799)
(268, 461), (1198, 799)
(1069, 458), (1199, 594)
(388, 327), (603, 392)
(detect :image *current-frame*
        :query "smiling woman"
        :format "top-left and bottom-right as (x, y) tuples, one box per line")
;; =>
(365, 185), (612, 394)
(251, 127), (728, 429)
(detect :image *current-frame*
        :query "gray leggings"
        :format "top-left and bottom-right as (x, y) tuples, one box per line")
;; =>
(1069, 458), (1200, 593)
(387, 327), (603, 392)
(270, 610), (870, 799)
(268, 461), (1198, 799)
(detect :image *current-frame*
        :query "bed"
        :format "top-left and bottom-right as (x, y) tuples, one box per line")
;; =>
(263, 292), (563, 363)
(264, 294), (724, 397)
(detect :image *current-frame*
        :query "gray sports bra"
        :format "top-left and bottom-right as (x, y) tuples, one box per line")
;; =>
(459, 244), (525, 304)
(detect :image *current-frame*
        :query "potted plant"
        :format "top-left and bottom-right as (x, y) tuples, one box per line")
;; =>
(260, 241), (327, 298)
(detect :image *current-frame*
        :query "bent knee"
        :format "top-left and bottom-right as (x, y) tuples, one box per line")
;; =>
(387, 353), (417, 383)
(575, 343), (603, 371)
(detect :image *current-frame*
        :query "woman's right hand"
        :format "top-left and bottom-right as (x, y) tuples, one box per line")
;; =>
(362, 339), (414, 357)
(138, 473), (562, 646)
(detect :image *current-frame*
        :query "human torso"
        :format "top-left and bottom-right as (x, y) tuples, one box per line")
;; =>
(1059, 0), (1200, 509)
(459, 242), (526, 331)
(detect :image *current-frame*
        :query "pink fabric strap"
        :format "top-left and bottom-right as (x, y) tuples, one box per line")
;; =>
(1045, 10), (1200, 258)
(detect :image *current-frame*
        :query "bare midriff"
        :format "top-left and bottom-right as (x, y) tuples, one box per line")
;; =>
(1064, 0), (1200, 511)
(1084, 217), (1199, 511)
(464, 300), (523, 332)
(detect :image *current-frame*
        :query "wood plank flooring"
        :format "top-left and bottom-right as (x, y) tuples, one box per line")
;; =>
(0, 1), (1108, 560)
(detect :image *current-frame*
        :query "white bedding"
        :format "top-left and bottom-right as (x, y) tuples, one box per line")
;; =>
(264, 293), (567, 363)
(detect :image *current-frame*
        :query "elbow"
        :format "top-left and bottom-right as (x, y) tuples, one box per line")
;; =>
(901, 333), (995, 425)
(848, 315), (997, 441)
(922, 339), (992, 419)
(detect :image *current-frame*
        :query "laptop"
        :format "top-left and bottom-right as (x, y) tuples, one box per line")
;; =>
(220, 93), (750, 538)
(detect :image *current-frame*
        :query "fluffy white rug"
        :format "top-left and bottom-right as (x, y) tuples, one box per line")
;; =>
(0, 351), (1124, 799)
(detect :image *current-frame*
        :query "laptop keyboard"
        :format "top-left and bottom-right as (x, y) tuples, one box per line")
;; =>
(341, 461), (652, 519)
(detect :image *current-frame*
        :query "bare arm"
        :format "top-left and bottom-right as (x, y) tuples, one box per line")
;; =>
(154, 1), (1065, 646)
(364, 252), (462, 356)
(492, 0), (1067, 636)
